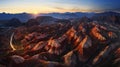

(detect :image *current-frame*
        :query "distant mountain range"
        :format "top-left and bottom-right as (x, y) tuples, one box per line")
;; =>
(0, 12), (120, 22)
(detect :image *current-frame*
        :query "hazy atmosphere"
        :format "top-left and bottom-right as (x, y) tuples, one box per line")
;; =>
(0, 0), (120, 14)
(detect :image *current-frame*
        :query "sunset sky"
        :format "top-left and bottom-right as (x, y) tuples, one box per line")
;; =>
(0, 0), (120, 14)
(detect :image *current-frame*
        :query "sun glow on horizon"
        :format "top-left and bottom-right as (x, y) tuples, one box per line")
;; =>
(0, 0), (120, 13)
(32, 11), (39, 15)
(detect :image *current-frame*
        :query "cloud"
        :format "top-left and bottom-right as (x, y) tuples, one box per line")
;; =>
(53, 7), (66, 10)
(53, 7), (81, 11)
(53, 6), (120, 13)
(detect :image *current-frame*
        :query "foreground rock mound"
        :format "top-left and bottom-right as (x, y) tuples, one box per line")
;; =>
(0, 22), (120, 67)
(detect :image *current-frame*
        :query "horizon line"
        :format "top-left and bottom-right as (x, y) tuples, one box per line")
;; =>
(0, 11), (120, 14)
